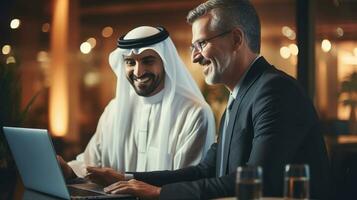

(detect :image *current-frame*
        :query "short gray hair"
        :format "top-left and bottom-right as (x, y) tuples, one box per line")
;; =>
(187, 0), (261, 53)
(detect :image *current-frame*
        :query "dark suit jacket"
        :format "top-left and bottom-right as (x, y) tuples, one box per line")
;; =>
(132, 57), (331, 199)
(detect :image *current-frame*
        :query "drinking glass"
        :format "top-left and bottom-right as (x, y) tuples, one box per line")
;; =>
(236, 166), (263, 200)
(284, 164), (310, 199)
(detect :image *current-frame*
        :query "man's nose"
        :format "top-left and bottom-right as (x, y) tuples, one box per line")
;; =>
(191, 50), (202, 64)
(133, 64), (144, 77)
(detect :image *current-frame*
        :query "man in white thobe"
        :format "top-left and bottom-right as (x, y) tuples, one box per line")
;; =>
(58, 26), (215, 183)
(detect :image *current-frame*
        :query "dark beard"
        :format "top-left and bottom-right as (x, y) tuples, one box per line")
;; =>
(127, 73), (162, 96)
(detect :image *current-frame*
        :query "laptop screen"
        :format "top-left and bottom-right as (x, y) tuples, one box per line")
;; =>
(3, 127), (70, 199)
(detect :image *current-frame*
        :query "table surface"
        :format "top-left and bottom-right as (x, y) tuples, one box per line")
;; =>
(214, 198), (284, 200)
(17, 189), (297, 200)
(215, 198), (315, 200)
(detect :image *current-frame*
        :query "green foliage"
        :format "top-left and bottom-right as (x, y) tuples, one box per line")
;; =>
(0, 61), (38, 168)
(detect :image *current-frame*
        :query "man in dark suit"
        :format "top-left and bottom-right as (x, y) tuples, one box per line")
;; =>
(87, 0), (332, 199)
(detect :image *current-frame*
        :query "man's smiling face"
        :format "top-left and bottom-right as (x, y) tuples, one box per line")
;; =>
(124, 49), (165, 97)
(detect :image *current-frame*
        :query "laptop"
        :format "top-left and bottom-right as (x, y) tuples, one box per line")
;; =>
(3, 127), (134, 200)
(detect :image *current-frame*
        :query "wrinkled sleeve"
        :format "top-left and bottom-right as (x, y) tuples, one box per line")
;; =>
(68, 101), (114, 177)
(173, 105), (215, 169)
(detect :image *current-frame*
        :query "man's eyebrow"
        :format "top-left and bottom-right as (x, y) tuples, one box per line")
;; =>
(123, 56), (133, 60)
(141, 55), (157, 60)
(192, 37), (204, 44)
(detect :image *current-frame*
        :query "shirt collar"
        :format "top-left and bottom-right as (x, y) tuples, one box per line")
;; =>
(138, 89), (165, 105)
(231, 55), (261, 99)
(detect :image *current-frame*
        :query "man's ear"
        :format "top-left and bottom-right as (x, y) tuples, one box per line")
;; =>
(232, 28), (244, 51)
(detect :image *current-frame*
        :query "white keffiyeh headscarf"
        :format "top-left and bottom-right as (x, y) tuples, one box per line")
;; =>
(105, 26), (215, 171)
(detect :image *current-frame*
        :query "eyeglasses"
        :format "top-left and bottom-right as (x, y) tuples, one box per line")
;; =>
(190, 30), (232, 53)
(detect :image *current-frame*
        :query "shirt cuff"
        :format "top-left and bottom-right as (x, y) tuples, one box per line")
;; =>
(124, 173), (134, 181)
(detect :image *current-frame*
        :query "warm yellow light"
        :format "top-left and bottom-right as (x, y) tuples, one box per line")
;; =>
(282, 26), (291, 36)
(37, 51), (49, 62)
(321, 39), (332, 52)
(341, 54), (357, 65)
(84, 72), (100, 87)
(51, 81), (68, 136)
(50, 0), (69, 137)
(280, 46), (291, 59)
(2, 45), (11, 55)
(338, 135), (357, 144)
(42, 23), (50, 32)
(282, 26), (295, 40)
(353, 48), (357, 56)
(10, 19), (21, 29)
(80, 42), (92, 54)
(102, 26), (113, 38)
(288, 44), (299, 56)
(86, 37), (97, 48)
(6, 56), (16, 64)
(287, 32), (296, 40)
(336, 27), (344, 37)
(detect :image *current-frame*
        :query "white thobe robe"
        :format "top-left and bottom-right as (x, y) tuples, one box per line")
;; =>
(69, 90), (214, 177)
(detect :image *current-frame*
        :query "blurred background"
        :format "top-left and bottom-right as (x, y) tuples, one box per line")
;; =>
(1, 0), (357, 198)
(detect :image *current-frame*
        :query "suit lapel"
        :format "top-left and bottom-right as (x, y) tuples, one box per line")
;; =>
(221, 57), (271, 174)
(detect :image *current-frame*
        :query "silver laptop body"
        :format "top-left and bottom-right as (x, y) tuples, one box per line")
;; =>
(3, 127), (131, 200)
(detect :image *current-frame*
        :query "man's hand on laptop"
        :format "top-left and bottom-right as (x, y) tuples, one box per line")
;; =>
(104, 179), (161, 200)
(86, 166), (124, 186)
(56, 155), (76, 180)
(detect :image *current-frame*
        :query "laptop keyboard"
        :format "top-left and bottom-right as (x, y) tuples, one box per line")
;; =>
(68, 186), (104, 199)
